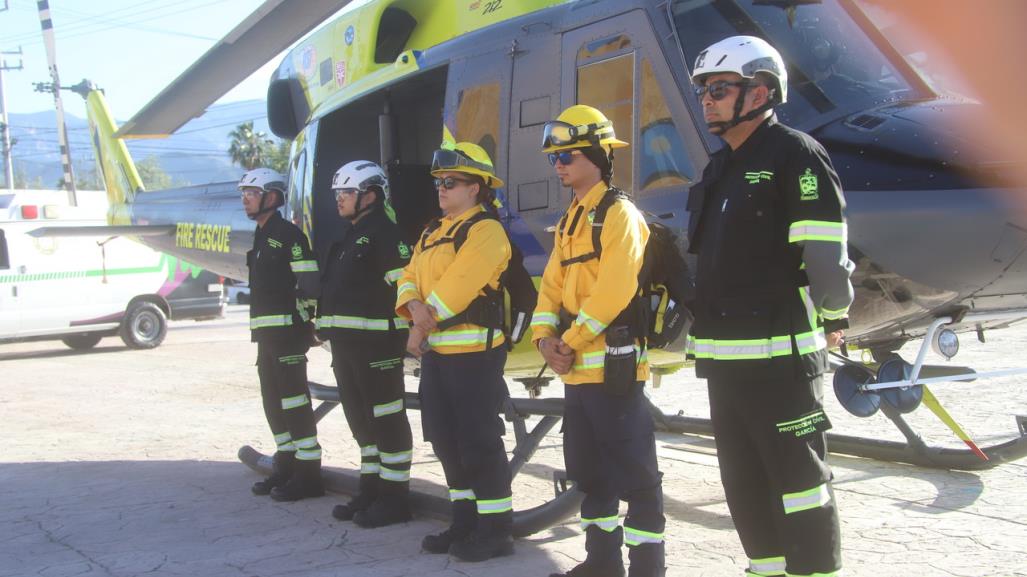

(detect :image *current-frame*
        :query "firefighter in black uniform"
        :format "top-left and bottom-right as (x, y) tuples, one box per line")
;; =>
(686, 37), (854, 577)
(241, 167), (325, 502)
(317, 160), (414, 528)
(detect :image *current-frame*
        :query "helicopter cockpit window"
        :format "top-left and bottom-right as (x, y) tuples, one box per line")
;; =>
(577, 52), (634, 191)
(671, 0), (928, 127)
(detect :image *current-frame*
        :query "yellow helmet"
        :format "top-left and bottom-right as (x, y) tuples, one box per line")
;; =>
(430, 141), (505, 189)
(541, 104), (629, 153)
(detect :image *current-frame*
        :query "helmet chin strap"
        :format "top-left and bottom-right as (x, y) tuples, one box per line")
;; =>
(348, 191), (380, 222)
(707, 83), (775, 134)
(248, 191), (283, 221)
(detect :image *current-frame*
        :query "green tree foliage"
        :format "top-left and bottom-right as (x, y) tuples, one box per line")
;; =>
(266, 139), (292, 174)
(228, 121), (274, 170)
(135, 156), (173, 190)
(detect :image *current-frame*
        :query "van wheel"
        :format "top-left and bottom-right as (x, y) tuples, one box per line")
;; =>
(120, 301), (167, 349)
(62, 334), (102, 350)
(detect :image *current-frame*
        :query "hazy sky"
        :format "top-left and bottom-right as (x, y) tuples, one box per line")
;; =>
(0, 0), (367, 120)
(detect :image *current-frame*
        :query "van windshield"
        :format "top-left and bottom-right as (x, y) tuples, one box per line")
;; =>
(672, 0), (930, 128)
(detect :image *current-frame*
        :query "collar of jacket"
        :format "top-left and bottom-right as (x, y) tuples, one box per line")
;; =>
(568, 180), (610, 215)
(725, 113), (778, 163)
(439, 204), (486, 229)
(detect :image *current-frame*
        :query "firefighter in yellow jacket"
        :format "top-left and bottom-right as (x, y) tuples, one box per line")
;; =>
(533, 105), (665, 577)
(396, 141), (514, 562)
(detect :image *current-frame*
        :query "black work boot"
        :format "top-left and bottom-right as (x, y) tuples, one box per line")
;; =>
(353, 496), (412, 528)
(252, 451), (295, 496)
(627, 542), (666, 577)
(270, 459), (325, 502)
(422, 500), (476, 554)
(448, 510), (514, 562)
(550, 526), (625, 577)
(332, 474), (379, 520)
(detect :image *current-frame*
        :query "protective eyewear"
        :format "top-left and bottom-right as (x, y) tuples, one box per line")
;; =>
(541, 119), (610, 149)
(431, 148), (493, 175)
(547, 150), (578, 166)
(434, 176), (475, 190)
(239, 188), (262, 199)
(333, 188), (359, 200)
(694, 80), (749, 101)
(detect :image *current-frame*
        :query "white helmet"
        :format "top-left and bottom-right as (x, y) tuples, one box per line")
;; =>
(238, 168), (287, 197)
(691, 35), (788, 105)
(332, 160), (390, 201)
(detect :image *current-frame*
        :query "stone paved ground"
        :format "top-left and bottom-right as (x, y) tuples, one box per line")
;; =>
(1, 306), (1025, 576)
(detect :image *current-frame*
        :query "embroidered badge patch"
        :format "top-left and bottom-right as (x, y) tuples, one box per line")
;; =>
(267, 238), (282, 249)
(799, 168), (819, 201)
(398, 242), (411, 259)
(291, 243), (303, 259)
(356, 236), (370, 245)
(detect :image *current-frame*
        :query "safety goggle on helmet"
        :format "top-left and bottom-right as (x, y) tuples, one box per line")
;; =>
(540, 105), (629, 153)
(430, 143), (505, 189)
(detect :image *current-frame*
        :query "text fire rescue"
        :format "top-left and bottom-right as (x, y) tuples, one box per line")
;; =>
(176, 222), (231, 253)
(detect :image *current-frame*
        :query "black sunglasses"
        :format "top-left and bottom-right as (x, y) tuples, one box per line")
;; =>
(547, 150), (578, 166)
(694, 80), (750, 101)
(434, 176), (475, 190)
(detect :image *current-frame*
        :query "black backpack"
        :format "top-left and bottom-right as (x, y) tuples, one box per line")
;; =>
(418, 210), (538, 349)
(559, 187), (694, 350)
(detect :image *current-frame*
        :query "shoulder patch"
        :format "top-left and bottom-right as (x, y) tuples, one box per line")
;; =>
(291, 243), (303, 259)
(356, 236), (370, 245)
(398, 241), (411, 259)
(799, 168), (819, 201)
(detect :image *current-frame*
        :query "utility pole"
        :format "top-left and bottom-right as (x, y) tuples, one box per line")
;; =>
(0, 49), (23, 193)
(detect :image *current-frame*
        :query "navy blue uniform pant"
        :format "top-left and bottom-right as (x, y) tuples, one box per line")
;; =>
(256, 340), (321, 462)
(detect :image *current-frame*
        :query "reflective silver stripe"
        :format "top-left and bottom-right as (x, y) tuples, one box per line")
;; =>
(360, 445), (379, 457)
(273, 432), (292, 445)
(799, 286), (818, 330)
(788, 220), (846, 243)
(690, 337), (792, 360)
(748, 556), (786, 576)
(281, 394), (310, 410)
(380, 450), (413, 464)
(576, 308), (607, 336)
(361, 462), (381, 474)
(315, 315), (392, 331)
(427, 291), (455, 320)
(290, 260), (318, 272)
(398, 282), (418, 298)
(580, 515), (619, 532)
(624, 526), (664, 546)
(477, 496), (513, 514)
(821, 305), (848, 321)
(373, 399), (404, 418)
(393, 317), (410, 328)
(250, 315), (293, 329)
(379, 466), (410, 482)
(293, 436), (318, 449)
(449, 488), (476, 502)
(574, 350), (606, 370)
(531, 312), (559, 328)
(794, 329), (827, 355)
(384, 267), (404, 284)
(296, 448), (322, 461)
(427, 328), (493, 347)
(782, 483), (831, 514)
(607, 345), (635, 355)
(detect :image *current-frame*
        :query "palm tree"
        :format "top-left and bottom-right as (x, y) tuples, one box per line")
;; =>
(228, 121), (273, 170)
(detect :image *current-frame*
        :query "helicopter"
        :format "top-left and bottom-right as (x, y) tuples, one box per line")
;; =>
(37, 0), (1027, 535)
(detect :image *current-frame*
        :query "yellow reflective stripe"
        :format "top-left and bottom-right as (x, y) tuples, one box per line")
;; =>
(624, 526), (664, 546)
(573, 350), (606, 370)
(290, 260), (318, 273)
(384, 267), (404, 284)
(250, 315), (293, 329)
(380, 450), (413, 464)
(688, 330), (826, 360)
(748, 556), (786, 576)
(398, 281), (419, 298)
(427, 327), (493, 347)
(379, 466), (410, 482)
(531, 311), (559, 328)
(788, 220), (846, 243)
(799, 287), (817, 331)
(373, 398), (404, 418)
(821, 305), (848, 321)
(316, 315), (392, 331)
(576, 308), (607, 336)
(281, 394), (310, 410)
(782, 483), (831, 514)
(361, 462), (381, 474)
(477, 496), (513, 514)
(427, 291), (456, 320)
(360, 445), (379, 457)
(293, 436), (318, 449)
(449, 488), (476, 501)
(580, 515), (620, 532)
(274, 432), (295, 451)
(296, 448), (321, 461)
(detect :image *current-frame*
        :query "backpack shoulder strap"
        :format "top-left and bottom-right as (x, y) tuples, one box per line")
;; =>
(561, 186), (629, 267)
(453, 210), (499, 252)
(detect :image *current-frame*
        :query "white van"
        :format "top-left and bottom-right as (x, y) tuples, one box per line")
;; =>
(0, 190), (225, 350)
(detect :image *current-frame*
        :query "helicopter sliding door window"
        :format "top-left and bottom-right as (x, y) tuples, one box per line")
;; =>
(576, 43), (635, 192)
